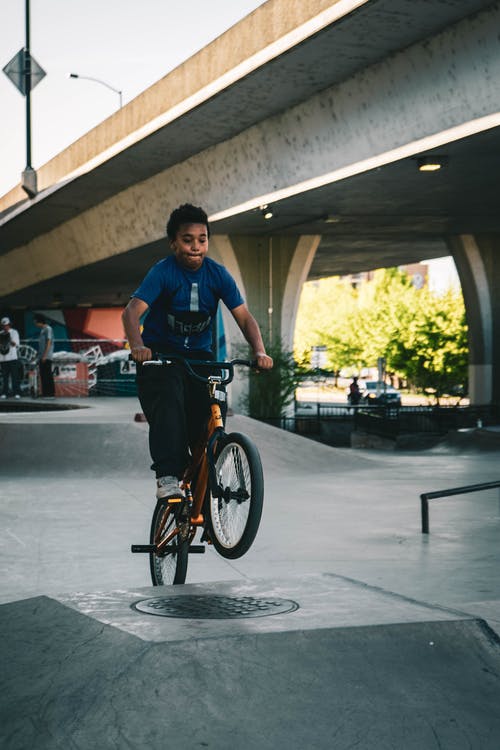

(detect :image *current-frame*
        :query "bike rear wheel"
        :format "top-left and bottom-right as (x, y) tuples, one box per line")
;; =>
(207, 432), (264, 559)
(149, 501), (189, 585)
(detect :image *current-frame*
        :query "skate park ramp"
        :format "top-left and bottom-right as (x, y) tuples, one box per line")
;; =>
(0, 421), (153, 476)
(1, 575), (500, 750)
(0, 410), (374, 476)
(2, 402), (500, 748)
(431, 425), (500, 453)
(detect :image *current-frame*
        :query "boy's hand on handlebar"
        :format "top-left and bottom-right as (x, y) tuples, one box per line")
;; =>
(131, 345), (153, 363)
(254, 353), (273, 370)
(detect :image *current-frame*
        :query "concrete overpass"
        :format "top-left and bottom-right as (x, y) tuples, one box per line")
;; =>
(1, 0), (500, 403)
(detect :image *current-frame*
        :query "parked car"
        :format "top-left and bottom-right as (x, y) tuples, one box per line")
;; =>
(361, 381), (402, 406)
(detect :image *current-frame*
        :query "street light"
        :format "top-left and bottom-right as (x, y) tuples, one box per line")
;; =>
(69, 73), (122, 109)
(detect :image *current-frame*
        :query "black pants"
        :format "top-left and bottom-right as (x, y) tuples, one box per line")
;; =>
(1, 360), (21, 396)
(39, 359), (55, 396)
(136, 360), (212, 479)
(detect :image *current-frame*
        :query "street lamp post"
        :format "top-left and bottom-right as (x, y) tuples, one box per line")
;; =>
(69, 73), (122, 109)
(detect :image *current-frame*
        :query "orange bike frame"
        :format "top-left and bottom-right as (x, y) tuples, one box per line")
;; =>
(182, 399), (224, 524)
(155, 396), (224, 553)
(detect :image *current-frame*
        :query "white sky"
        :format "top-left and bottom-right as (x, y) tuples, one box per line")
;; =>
(0, 0), (266, 196)
(0, 0), (459, 289)
(423, 256), (460, 293)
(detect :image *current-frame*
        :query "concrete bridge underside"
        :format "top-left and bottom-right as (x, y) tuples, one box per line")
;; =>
(1, 0), (500, 403)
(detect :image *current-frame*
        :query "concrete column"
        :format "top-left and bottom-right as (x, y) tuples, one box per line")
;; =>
(280, 235), (321, 350)
(447, 234), (500, 405)
(210, 234), (320, 413)
(210, 235), (249, 412)
(225, 234), (320, 345)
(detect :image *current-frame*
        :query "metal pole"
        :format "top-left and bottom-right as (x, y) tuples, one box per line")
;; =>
(69, 74), (122, 109)
(268, 237), (273, 345)
(25, 0), (32, 168)
(421, 494), (429, 534)
(22, 0), (37, 196)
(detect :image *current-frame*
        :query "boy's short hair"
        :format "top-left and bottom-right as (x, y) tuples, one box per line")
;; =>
(34, 313), (46, 324)
(166, 204), (210, 240)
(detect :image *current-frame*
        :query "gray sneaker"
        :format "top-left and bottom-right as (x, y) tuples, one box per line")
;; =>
(156, 475), (183, 500)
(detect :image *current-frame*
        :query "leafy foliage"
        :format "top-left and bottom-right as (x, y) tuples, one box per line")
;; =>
(389, 287), (468, 403)
(294, 269), (468, 402)
(244, 339), (306, 419)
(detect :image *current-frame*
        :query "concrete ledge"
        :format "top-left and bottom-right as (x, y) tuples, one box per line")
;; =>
(352, 428), (500, 452)
(445, 427), (500, 452)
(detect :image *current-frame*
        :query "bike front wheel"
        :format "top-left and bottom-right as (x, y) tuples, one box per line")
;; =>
(207, 432), (264, 559)
(149, 501), (189, 585)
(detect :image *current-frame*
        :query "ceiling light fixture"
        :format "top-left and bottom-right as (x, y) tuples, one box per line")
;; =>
(417, 155), (447, 172)
(260, 204), (273, 219)
(324, 214), (341, 223)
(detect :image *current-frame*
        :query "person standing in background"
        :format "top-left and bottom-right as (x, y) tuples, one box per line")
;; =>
(348, 376), (361, 406)
(0, 317), (21, 399)
(34, 314), (55, 397)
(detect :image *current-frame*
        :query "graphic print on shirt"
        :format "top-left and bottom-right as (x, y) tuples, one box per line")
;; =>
(166, 281), (213, 345)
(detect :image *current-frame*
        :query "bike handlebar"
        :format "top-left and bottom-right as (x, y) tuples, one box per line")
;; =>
(142, 353), (256, 385)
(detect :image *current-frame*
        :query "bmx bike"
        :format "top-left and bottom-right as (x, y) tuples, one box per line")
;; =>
(131, 355), (264, 585)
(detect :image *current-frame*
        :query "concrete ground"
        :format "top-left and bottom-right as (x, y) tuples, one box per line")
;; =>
(1, 396), (499, 622)
(1, 397), (500, 748)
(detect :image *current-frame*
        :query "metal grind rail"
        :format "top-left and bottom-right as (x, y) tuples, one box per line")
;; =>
(420, 480), (500, 533)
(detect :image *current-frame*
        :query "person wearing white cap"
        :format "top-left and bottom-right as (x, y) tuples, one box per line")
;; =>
(0, 317), (21, 399)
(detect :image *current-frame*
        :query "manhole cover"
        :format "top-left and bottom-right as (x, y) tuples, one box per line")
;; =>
(132, 594), (299, 619)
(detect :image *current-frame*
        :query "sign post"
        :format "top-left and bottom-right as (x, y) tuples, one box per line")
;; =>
(2, 0), (46, 197)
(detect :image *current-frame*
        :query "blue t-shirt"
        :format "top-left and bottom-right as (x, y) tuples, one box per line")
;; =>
(132, 255), (244, 352)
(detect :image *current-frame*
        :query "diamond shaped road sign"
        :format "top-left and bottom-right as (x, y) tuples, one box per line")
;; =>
(3, 48), (46, 96)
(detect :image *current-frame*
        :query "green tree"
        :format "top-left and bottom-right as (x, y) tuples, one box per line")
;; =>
(294, 268), (468, 400)
(294, 276), (362, 371)
(389, 287), (468, 403)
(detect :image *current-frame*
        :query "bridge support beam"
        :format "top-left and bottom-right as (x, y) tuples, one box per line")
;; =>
(448, 234), (500, 405)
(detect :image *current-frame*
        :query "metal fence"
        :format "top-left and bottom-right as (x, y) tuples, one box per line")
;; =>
(261, 403), (500, 448)
(6, 339), (136, 398)
(354, 403), (500, 438)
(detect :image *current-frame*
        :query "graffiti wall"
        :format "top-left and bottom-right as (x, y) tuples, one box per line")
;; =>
(24, 308), (126, 349)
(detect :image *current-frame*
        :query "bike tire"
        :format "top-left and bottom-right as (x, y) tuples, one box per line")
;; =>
(207, 432), (264, 559)
(149, 501), (189, 585)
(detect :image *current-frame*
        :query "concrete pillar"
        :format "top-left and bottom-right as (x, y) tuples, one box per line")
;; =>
(210, 234), (320, 412)
(210, 235), (249, 412)
(223, 234), (320, 346)
(448, 234), (500, 405)
(280, 235), (322, 351)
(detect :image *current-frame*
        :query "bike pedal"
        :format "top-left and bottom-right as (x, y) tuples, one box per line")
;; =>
(131, 544), (156, 553)
(200, 528), (212, 544)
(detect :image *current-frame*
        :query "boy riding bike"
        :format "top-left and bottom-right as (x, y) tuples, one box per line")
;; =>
(122, 203), (273, 501)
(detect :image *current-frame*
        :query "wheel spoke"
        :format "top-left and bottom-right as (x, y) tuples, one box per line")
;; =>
(211, 442), (252, 548)
(150, 503), (188, 585)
